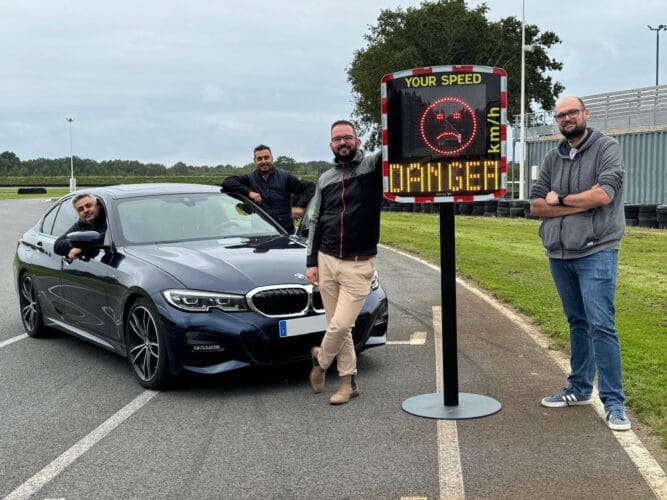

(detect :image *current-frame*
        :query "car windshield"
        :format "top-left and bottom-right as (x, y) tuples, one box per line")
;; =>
(116, 192), (281, 244)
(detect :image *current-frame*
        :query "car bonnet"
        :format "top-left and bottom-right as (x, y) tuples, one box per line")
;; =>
(123, 236), (310, 293)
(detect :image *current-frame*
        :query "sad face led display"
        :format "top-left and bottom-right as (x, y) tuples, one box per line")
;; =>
(381, 66), (507, 201)
(419, 96), (478, 155)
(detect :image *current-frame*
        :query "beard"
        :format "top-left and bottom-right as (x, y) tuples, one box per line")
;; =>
(333, 144), (357, 163)
(560, 122), (587, 140)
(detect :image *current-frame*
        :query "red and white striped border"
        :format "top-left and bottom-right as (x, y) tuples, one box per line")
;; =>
(381, 65), (507, 203)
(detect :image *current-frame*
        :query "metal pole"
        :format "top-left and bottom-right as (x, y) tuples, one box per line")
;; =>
(67, 117), (75, 192)
(401, 203), (502, 420)
(648, 25), (666, 87)
(439, 202), (458, 406)
(519, 0), (526, 200)
(510, 137), (517, 200)
(658, 28), (661, 87)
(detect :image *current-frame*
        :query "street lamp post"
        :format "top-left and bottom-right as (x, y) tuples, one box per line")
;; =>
(519, 0), (526, 200)
(647, 25), (666, 86)
(518, 0), (538, 200)
(518, 0), (535, 200)
(66, 117), (75, 192)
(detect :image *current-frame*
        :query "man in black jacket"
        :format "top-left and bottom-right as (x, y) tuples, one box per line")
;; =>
(54, 193), (107, 260)
(221, 145), (315, 233)
(306, 120), (383, 404)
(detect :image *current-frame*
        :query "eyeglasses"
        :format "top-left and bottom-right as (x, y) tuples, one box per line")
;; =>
(331, 135), (356, 143)
(76, 202), (95, 212)
(555, 109), (584, 122)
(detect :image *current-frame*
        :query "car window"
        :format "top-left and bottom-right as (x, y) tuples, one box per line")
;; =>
(40, 205), (59, 235)
(116, 192), (281, 244)
(50, 201), (78, 237)
(296, 198), (315, 238)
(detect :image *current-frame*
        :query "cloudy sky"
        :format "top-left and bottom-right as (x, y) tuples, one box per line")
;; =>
(2, 0), (665, 167)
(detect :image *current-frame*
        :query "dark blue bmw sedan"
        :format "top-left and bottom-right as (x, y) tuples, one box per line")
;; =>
(13, 183), (388, 388)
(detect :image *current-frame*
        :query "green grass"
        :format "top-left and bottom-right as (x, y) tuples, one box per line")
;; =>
(0, 187), (69, 199)
(381, 212), (667, 447)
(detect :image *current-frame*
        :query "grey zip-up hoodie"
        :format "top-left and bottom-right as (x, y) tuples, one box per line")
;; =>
(530, 128), (625, 259)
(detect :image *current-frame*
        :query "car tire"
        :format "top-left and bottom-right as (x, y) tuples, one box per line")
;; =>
(125, 298), (170, 389)
(19, 272), (48, 338)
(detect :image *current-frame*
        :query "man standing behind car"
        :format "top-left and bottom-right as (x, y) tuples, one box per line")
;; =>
(221, 145), (315, 233)
(54, 193), (107, 260)
(306, 120), (383, 405)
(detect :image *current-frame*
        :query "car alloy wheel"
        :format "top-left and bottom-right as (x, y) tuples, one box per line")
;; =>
(19, 273), (46, 337)
(126, 298), (168, 389)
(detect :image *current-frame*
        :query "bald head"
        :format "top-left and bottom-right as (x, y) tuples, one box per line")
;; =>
(556, 96), (585, 112)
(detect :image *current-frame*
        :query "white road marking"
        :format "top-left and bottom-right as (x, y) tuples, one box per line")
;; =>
(3, 390), (158, 500)
(387, 331), (428, 345)
(432, 306), (465, 500)
(380, 243), (667, 499)
(0, 334), (28, 349)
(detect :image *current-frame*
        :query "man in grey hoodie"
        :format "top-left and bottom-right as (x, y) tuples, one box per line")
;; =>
(530, 96), (631, 431)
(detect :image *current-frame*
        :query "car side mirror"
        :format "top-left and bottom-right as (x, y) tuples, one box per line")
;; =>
(67, 230), (103, 247)
(235, 203), (252, 216)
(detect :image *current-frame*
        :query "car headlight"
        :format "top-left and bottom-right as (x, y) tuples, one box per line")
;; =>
(163, 289), (249, 312)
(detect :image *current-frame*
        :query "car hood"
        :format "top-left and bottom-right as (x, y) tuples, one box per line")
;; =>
(124, 235), (310, 292)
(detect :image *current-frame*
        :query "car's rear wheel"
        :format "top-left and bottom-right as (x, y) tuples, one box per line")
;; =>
(125, 298), (169, 389)
(19, 273), (47, 337)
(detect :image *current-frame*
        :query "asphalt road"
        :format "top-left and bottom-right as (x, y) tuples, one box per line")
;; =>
(1, 197), (665, 499)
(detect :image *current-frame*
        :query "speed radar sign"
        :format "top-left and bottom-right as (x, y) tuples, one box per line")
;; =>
(381, 65), (507, 203)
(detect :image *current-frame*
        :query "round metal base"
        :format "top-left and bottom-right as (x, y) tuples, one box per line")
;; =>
(402, 392), (501, 420)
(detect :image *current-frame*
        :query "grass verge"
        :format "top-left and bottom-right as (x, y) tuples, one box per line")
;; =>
(381, 212), (667, 447)
(0, 187), (69, 199)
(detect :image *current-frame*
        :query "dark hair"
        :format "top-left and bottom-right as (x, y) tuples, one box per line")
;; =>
(253, 144), (272, 155)
(72, 193), (97, 206)
(330, 120), (357, 136)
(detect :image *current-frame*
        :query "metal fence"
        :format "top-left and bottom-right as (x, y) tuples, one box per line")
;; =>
(524, 129), (667, 204)
(513, 85), (667, 137)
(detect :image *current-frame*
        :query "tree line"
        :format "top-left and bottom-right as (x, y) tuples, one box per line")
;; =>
(0, 151), (331, 178)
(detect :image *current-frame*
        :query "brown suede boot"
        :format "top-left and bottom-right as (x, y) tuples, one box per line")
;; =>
(329, 375), (359, 405)
(309, 347), (325, 393)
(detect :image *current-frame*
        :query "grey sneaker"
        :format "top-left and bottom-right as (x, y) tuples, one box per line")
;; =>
(541, 388), (593, 407)
(606, 409), (631, 431)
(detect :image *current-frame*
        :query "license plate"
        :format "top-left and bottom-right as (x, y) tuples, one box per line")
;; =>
(278, 315), (327, 338)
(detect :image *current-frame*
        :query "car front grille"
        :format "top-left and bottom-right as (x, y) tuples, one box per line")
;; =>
(247, 285), (324, 318)
(311, 288), (323, 310)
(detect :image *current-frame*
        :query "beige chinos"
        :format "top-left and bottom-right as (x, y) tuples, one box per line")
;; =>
(315, 251), (375, 376)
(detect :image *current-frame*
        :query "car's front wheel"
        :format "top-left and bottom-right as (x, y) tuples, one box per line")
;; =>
(125, 298), (169, 389)
(19, 272), (47, 337)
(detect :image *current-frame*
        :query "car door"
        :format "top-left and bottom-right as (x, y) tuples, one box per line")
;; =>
(23, 201), (71, 323)
(59, 202), (118, 346)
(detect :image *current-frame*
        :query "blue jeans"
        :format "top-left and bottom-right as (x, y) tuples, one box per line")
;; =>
(549, 250), (626, 412)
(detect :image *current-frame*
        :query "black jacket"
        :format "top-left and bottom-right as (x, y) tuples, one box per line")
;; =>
(222, 168), (315, 233)
(306, 150), (383, 267)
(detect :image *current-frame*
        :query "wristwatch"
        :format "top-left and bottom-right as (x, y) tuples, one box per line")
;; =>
(558, 194), (568, 206)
